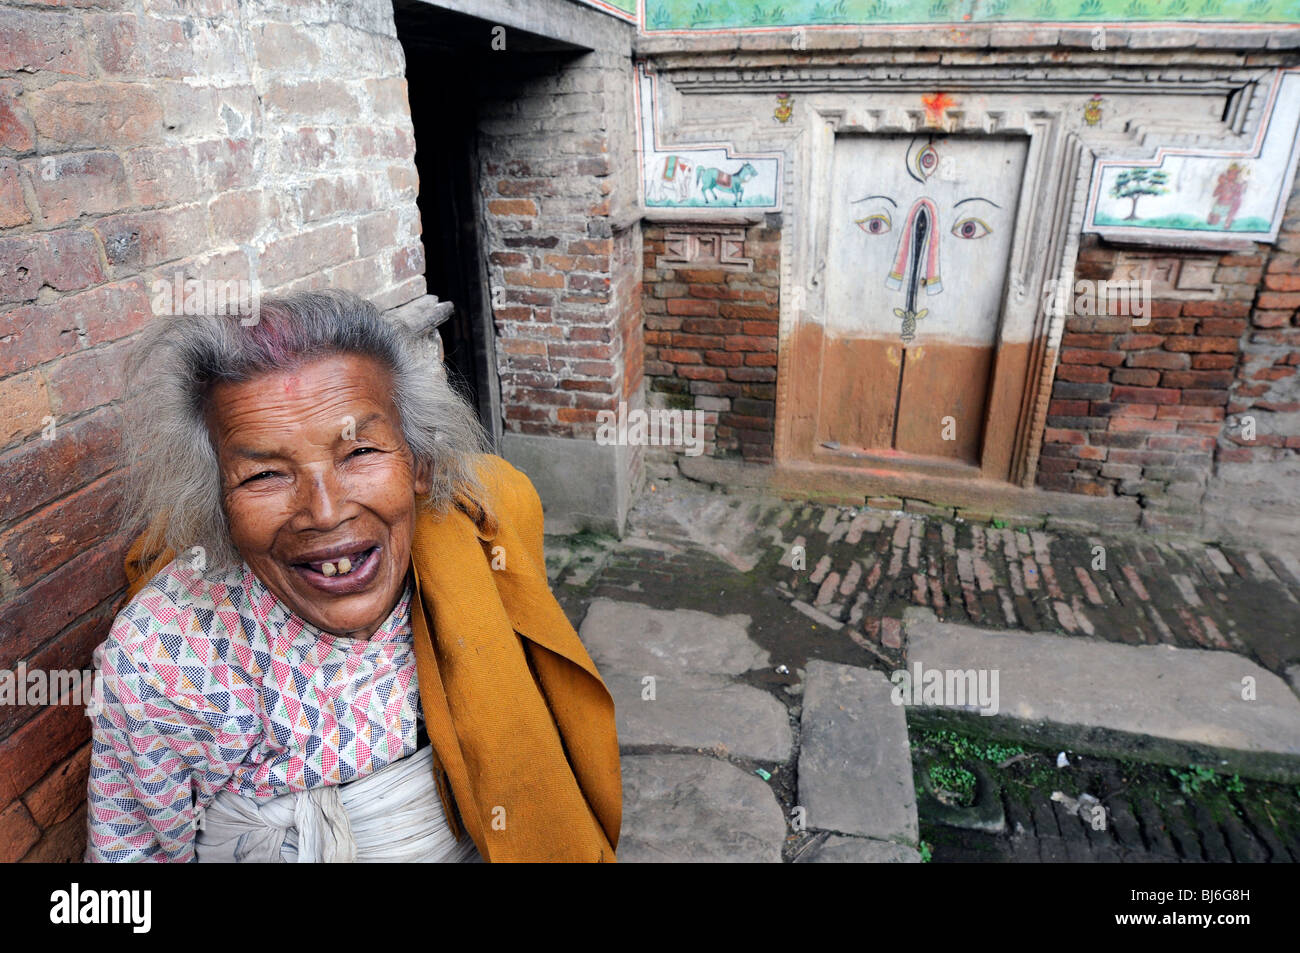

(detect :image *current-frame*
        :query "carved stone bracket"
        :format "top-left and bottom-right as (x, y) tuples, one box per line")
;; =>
(1111, 252), (1223, 300)
(657, 226), (753, 271)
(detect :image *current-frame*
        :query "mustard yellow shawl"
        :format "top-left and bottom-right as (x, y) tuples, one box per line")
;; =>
(124, 455), (621, 862)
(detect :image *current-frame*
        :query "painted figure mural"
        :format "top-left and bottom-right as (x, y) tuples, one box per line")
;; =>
(1208, 162), (1248, 229)
(817, 136), (1027, 463)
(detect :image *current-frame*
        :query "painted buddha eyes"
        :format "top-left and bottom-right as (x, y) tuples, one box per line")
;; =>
(952, 216), (992, 239)
(856, 212), (892, 235)
(855, 211), (991, 239)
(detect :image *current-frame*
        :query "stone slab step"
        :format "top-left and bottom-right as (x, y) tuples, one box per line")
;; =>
(619, 754), (786, 863)
(797, 660), (919, 844)
(905, 617), (1300, 782)
(578, 598), (768, 677)
(604, 672), (793, 762)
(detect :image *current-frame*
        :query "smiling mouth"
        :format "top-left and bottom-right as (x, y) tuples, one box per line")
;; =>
(289, 545), (382, 592)
(295, 547), (376, 577)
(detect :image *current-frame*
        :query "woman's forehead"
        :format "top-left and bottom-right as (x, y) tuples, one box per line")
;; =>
(207, 354), (400, 442)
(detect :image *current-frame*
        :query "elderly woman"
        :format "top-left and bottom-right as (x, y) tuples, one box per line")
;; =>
(84, 290), (620, 863)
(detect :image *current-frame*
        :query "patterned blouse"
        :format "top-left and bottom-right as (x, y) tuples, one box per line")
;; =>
(85, 557), (424, 862)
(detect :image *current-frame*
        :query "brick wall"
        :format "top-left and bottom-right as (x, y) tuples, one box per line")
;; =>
(476, 45), (644, 484)
(642, 221), (780, 463)
(1203, 180), (1300, 545)
(1038, 178), (1300, 541)
(0, 0), (423, 861)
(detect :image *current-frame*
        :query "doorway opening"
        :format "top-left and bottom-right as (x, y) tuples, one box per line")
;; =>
(393, 1), (588, 447)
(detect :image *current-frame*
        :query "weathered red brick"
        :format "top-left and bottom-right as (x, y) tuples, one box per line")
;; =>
(1182, 300), (1251, 318)
(0, 159), (29, 227)
(1162, 370), (1233, 388)
(1257, 292), (1300, 310)
(21, 742), (91, 829)
(1191, 353), (1237, 370)
(0, 801), (40, 864)
(0, 701), (92, 806)
(23, 151), (130, 225)
(93, 205), (204, 273)
(259, 222), (355, 286)
(487, 199), (537, 216)
(1061, 347), (1124, 366)
(1112, 368), (1160, 386)
(0, 371), (52, 447)
(0, 469), (126, 589)
(1265, 272), (1300, 292)
(0, 80), (34, 153)
(0, 11), (90, 77)
(1198, 318), (1248, 336)
(666, 298), (718, 317)
(1117, 334), (1164, 350)
(1111, 385), (1180, 404)
(40, 229), (106, 292)
(1165, 336), (1238, 353)
(1057, 364), (1111, 383)
(29, 81), (162, 149)
(17, 811), (87, 863)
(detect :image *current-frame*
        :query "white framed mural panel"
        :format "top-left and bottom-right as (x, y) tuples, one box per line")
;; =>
(1083, 68), (1300, 247)
(635, 64), (783, 212)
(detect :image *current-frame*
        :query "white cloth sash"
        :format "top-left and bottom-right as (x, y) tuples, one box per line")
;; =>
(195, 745), (481, 863)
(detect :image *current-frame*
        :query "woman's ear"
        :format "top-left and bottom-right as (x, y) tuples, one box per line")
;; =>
(414, 457), (433, 496)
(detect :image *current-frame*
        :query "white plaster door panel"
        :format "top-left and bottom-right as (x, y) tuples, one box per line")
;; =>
(816, 135), (1028, 465)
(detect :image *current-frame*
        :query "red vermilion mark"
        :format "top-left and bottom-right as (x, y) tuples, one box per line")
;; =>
(921, 92), (956, 126)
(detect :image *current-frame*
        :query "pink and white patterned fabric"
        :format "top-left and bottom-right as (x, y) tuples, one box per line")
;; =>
(85, 557), (422, 862)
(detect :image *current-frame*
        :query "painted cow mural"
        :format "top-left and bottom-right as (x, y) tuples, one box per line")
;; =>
(697, 162), (757, 205)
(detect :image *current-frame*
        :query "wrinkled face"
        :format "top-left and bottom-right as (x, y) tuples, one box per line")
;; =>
(207, 353), (430, 640)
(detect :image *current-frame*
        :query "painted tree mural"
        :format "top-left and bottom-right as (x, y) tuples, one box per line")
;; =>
(1109, 168), (1170, 220)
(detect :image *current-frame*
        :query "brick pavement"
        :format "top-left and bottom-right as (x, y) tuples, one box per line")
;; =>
(550, 481), (1300, 681)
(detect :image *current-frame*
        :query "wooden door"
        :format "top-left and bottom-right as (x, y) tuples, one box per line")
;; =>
(815, 135), (1027, 466)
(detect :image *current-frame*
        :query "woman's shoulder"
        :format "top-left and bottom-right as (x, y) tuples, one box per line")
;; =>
(471, 453), (545, 529)
(101, 558), (259, 700)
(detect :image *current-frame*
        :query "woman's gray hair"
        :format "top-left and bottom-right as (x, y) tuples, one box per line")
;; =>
(121, 290), (489, 573)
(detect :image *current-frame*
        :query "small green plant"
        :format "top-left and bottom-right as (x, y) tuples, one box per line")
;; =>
(929, 763), (977, 806)
(918, 840), (933, 863)
(991, 518), (1007, 528)
(1225, 774), (1246, 795)
(1170, 764), (1218, 796)
(916, 728), (1026, 765)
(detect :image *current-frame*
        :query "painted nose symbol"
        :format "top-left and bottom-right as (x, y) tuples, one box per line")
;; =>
(886, 198), (942, 342)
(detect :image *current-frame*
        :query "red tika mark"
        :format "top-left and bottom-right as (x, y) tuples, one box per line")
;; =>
(922, 92), (956, 126)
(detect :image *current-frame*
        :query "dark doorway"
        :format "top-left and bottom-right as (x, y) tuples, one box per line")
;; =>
(393, 1), (590, 448)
